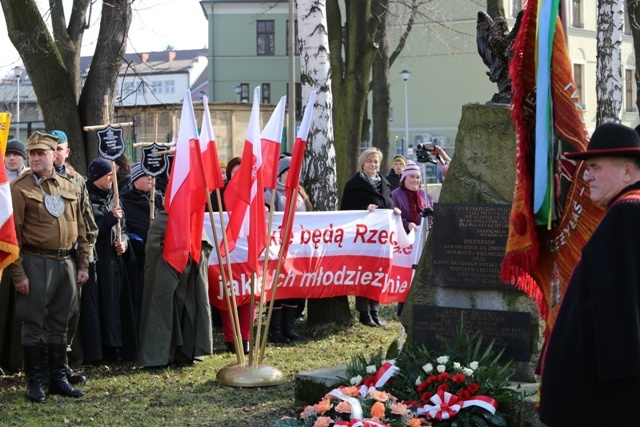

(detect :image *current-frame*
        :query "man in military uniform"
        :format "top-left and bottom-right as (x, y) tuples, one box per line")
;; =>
(8, 132), (90, 403)
(49, 129), (98, 379)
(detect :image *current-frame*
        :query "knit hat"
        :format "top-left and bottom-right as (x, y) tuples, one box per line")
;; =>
(278, 156), (291, 177)
(130, 162), (146, 183)
(392, 155), (406, 166)
(400, 160), (421, 182)
(26, 132), (58, 152)
(87, 158), (112, 182)
(6, 139), (26, 159)
(48, 130), (68, 144)
(565, 122), (640, 160)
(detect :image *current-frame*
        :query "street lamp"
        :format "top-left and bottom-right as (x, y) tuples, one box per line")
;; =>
(400, 69), (411, 157)
(13, 66), (23, 141)
(234, 85), (241, 102)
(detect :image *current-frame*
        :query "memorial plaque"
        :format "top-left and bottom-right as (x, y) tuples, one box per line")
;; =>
(413, 305), (531, 361)
(96, 125), (126, 160)
(141, 143), (168, 177)
(432, 203), (513, 291)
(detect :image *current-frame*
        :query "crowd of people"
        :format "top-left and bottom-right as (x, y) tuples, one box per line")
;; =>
(2, 130), (447, 402)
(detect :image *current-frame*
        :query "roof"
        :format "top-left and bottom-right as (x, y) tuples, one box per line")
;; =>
(80, 49), (208, 76)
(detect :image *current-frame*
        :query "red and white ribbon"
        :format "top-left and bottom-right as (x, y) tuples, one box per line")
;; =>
(373, 362), (399, 388)
(416, 391), (498, 420)
(418, 391), (462, 420)
(461, 395), (498, 413)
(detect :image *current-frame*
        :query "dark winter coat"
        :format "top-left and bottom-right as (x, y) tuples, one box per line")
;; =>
(539, 182), (640, 426)
(340, 172), (394, 211)
(80, 180), (138, 362)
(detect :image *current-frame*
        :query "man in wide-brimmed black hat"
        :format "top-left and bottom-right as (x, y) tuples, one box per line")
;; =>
(539, 122), (640, 426)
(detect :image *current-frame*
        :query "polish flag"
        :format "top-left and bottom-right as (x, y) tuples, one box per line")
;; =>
(0, 152), (19, 279)
(261, 96), (286, 190)
(199, 95), (225, 191)
(163, 92), (207, 272)
(281, 91), (316, 257)
(224, 87), (266, 273)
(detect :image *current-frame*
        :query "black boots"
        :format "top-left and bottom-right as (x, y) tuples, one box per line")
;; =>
(65, 364), (87, 385)
(23, 345), (46, 403)
(359, 311), (377, 327)
(268, 308), (290, 343)
(282, 305), (304, 341)
(48, 344), (84, 398)
(370, 310), (384, 327)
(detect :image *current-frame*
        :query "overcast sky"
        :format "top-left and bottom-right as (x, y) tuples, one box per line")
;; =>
(0, 0), (209, 77)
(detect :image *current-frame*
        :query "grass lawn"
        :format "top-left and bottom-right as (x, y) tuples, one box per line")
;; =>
(0, 305), (402, 427)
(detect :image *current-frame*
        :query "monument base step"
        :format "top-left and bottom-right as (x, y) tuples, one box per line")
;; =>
(294, 365), (544, 427)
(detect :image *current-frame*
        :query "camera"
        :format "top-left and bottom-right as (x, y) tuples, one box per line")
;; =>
(415, 141), (437, 164)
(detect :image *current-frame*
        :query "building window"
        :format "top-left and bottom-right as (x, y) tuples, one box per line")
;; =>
(257, 20), (275, 56)
(286, 20), (300, 56)
(164, 80), (175, 94)
(511, 0), (523, 18)
(261, 83), (271, 104)
(240, 83), (250, 103)
(625, 69), (637, 112)
(573, 63), (585, 109)
(572, 0), (583, 28)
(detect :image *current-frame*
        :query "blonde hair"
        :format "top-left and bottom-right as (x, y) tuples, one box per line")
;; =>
(357, 147), (383, 172)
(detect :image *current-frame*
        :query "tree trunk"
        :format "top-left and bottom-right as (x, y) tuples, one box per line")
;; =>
(596, 0), (624, 125)
(626, 0), (640, 113)
(298, 0), (350, 327)
(1, 0), (131, 173)
(328, 0), (381, 196)
(79, 0), (132, 164)
(298, 0), (339, 213)
(371, 0), (392, 173)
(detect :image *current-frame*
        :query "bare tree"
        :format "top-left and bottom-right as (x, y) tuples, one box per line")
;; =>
(596, 0), (624, 125)
(1, 0), (132, 172)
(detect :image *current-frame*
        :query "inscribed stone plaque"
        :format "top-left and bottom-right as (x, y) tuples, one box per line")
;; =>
(432, 203), (513, 291)
(413, 305), (531, 361)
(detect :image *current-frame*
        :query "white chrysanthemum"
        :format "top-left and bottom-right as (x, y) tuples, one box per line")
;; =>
(366, 365), (377, 374)
(437, 364), (446, 373)
(422, 363), (433, 374)
(462, 368), (474, 376)
(350, 375), (362, 385)
(436, 356), (449, 364)
(415, 376), (422, 386)
(469, 361), (479, 370)
(453, 362), (461, 369)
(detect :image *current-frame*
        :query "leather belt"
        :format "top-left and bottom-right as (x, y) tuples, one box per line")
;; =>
(22, 244), (72, 259)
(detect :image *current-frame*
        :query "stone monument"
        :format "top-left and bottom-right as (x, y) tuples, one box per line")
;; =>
(400, 103), (542, 383)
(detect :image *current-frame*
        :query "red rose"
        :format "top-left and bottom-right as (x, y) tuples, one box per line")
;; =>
(437, 372), (450, 382)
(467, 382), (479, 394)
(452, 373), (466, 384)
(437, 384), (450, 393)
(426, 375), (438, 385)
(417, 382), (428, 393)
(421, 391), (433, 403)
(457, 390), (471, 400)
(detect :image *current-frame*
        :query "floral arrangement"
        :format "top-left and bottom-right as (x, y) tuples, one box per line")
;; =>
(275, 329), (528, 427)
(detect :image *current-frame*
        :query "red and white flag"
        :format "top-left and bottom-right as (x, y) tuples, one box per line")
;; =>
(0, 151), (19, 280)
(224, 87), (266, 273)
(199, 95), (225, 191)
(281, 91), (316, 257)
(163, 91), (207, 272)
(261, 96), (286, 190)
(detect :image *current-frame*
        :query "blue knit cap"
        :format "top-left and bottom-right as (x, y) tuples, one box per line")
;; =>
(87, 158), (112, 182)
